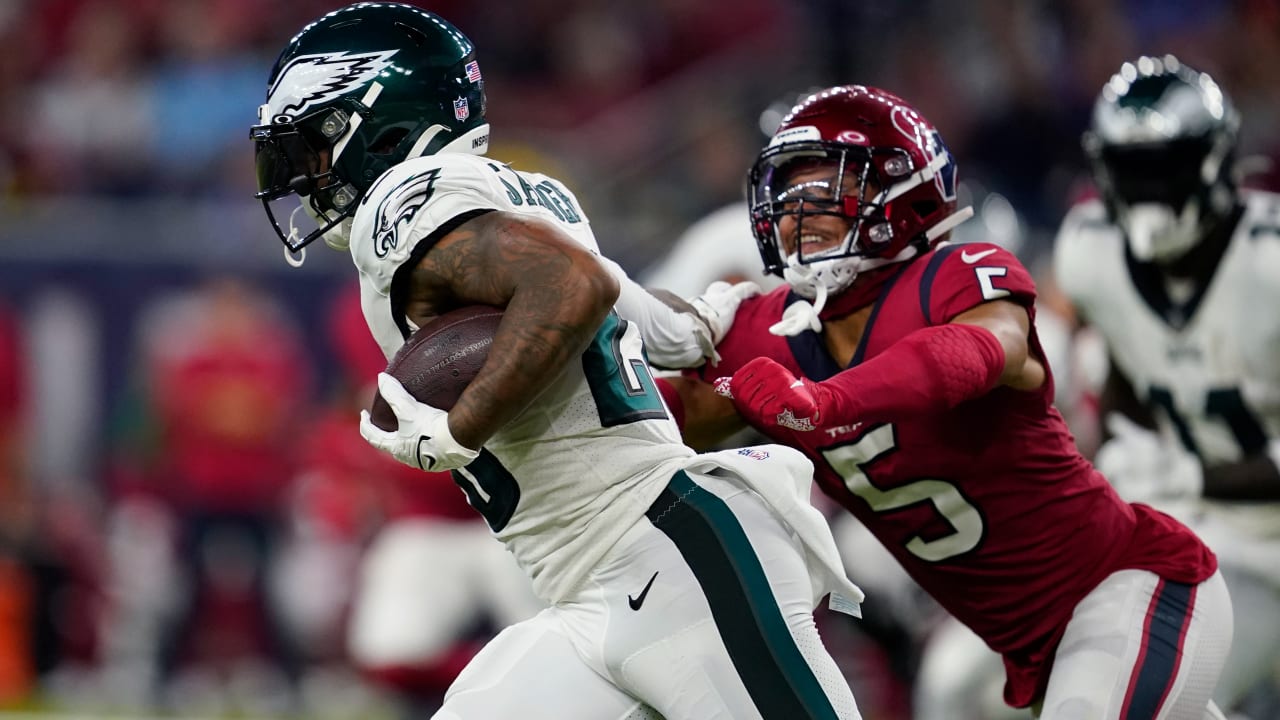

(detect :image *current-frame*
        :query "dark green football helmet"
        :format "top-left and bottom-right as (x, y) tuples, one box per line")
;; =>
(251, 3), (489, 253)
(1083, 55), (1238, 263)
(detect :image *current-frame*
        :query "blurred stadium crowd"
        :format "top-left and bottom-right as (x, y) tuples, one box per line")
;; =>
(0, 0), (1277, 718)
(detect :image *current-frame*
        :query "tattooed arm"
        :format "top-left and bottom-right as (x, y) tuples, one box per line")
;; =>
(400, 211), (619, 450)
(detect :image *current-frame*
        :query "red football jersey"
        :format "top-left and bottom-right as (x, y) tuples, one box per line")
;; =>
(700, 242), (1217, 707)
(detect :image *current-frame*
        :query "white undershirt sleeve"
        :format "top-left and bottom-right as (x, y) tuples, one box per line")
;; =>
(597, 255), (711, 369)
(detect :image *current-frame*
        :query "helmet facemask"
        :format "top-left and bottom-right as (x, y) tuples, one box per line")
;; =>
(253, 103), (363, 255)
(745, 86), (973, 335)
(1091, 134), (1234, 263)
(752, 146), (893, 293)
(750, 142), (955, 305)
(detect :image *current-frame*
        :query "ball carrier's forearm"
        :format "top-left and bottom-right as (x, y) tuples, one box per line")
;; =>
(452, 275), (614, 449)
(409, 212), (620, 449)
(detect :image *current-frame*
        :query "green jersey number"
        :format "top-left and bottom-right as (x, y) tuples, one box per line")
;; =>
(450, 313), (666, 530)
(583, 312), (668, 427)
(452, 449), (521, 532)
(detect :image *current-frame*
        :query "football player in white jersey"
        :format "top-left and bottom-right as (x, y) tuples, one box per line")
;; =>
(1055, 56), (1280, 716)
(250, 5), (864, 719)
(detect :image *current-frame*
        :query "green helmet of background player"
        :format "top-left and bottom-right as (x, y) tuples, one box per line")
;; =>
(1083, 55), (1239, 264)
(251, 2), (489, 254)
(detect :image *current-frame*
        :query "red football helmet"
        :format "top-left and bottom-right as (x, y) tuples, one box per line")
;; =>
(748, 86), (970, 302)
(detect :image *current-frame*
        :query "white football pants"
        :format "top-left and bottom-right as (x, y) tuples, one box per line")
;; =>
(433, 470), (861, 720)
(1039, 569), (1233, 720)
(916, 569), (1233, 720)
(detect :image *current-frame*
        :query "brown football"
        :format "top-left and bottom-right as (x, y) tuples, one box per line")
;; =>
(368, 305), (503, 430)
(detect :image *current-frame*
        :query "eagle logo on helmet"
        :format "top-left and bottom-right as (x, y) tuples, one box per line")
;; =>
(267, 50), (398, 119)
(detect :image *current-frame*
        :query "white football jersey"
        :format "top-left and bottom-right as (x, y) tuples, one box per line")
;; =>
(1055, 191), (1280, 548)
(347, 153), (694, 603)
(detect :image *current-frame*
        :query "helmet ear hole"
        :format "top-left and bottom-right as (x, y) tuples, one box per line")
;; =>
(371, 128), (410, 155)
(910, 200), (938, 220)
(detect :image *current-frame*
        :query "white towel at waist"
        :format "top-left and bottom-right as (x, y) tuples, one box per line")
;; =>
(684, 444), (865, 618)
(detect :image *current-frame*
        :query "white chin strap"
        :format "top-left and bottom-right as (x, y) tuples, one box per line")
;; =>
(771, 267), (830, 336)
(770, 246), (914, 337)
(770, 292), (825, 336)
(296, 200), (354, 253)
(772, 226), (863, 335)
(1123, 202), (1200, 263)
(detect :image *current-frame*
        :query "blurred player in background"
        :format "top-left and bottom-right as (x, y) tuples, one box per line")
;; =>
(251, 4), (863, 718)
(0, 302), (36, 703)
(1056, 56), (1280, 717)
(661, 84), (1234, 718)
(135, 278), (310, 707)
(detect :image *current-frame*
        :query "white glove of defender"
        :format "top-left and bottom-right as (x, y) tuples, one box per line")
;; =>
(359, 373), (480, 472)
(1094, 413), (1203, 503)
(687, 280), (762, 361)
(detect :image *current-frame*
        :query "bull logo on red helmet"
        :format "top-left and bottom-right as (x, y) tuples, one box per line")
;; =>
(889, 105), (957, 203)
(890, 105), (927, 147)
(926, 130), (957, 202)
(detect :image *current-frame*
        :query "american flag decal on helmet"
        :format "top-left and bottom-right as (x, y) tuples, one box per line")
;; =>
(453, 96), (469, 121)
(465, 61), (482, 83)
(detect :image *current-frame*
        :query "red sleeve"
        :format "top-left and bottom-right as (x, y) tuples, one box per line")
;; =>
(0, 309), (22, 419)
(822, 323), (1005, 424)
(923, 243), (1037, 325)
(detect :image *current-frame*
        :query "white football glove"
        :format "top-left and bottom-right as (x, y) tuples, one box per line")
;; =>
(358, 373), (480, 472)
(688, 280), (762, 360)
(1094, 413), (1203, 503)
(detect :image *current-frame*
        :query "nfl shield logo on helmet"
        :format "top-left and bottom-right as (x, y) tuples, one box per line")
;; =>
(453, 96), (469, 121)
(465, 61), (482, 83)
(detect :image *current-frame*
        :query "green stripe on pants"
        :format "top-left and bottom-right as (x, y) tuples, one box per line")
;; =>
(645, 471), (839, 720)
